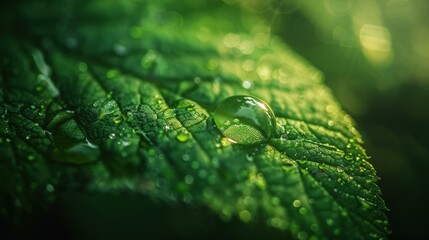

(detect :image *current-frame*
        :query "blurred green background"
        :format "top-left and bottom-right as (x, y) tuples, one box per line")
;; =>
(251, 0), (429, 238)
(1, 0), (428, 239)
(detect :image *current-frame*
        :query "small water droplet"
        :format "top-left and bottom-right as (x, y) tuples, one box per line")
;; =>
(245, 153), (254, 162)
(109, 133), (116, 139)
(242, 80), (252, 89)
(214, 95), (276, 145)
(293, 199), (301, 208)
(163, 109), (175, 118)
(113, 115), (122, 124)
(345, 154), (353, 161)
(176, 132), (189, 142)
(220, 137), (232, 146)
(280, 134), (288, 141)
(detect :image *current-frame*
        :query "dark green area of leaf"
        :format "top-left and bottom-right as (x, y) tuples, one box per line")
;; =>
(0, 0), (389, 239)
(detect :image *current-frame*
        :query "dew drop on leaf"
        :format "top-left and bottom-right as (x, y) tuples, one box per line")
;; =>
(113, 115), (122, 124)
(176, 132), (189, 142)
(214, 95), (276, 144)
(293, 199), (302, 208)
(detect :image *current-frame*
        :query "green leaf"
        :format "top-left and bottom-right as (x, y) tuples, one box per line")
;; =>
(0, 0), (389, 239)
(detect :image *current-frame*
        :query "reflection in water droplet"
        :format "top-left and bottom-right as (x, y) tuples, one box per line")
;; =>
(214, 95), (276, 145)
(113, 115), (122, 124)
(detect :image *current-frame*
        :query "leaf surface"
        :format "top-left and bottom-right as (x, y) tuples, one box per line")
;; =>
(0, 0), (389, 239)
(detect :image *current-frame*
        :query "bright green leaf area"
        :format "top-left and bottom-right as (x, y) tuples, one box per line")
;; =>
(0, 0), (389, 239)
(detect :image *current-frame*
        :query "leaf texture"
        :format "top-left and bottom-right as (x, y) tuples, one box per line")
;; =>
(0, 0), (389, 239)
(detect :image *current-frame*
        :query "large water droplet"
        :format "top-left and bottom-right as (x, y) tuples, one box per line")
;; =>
(214, 95), (276, 144)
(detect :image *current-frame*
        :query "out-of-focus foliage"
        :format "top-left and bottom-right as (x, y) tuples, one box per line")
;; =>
(227, 0), (429, 239)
